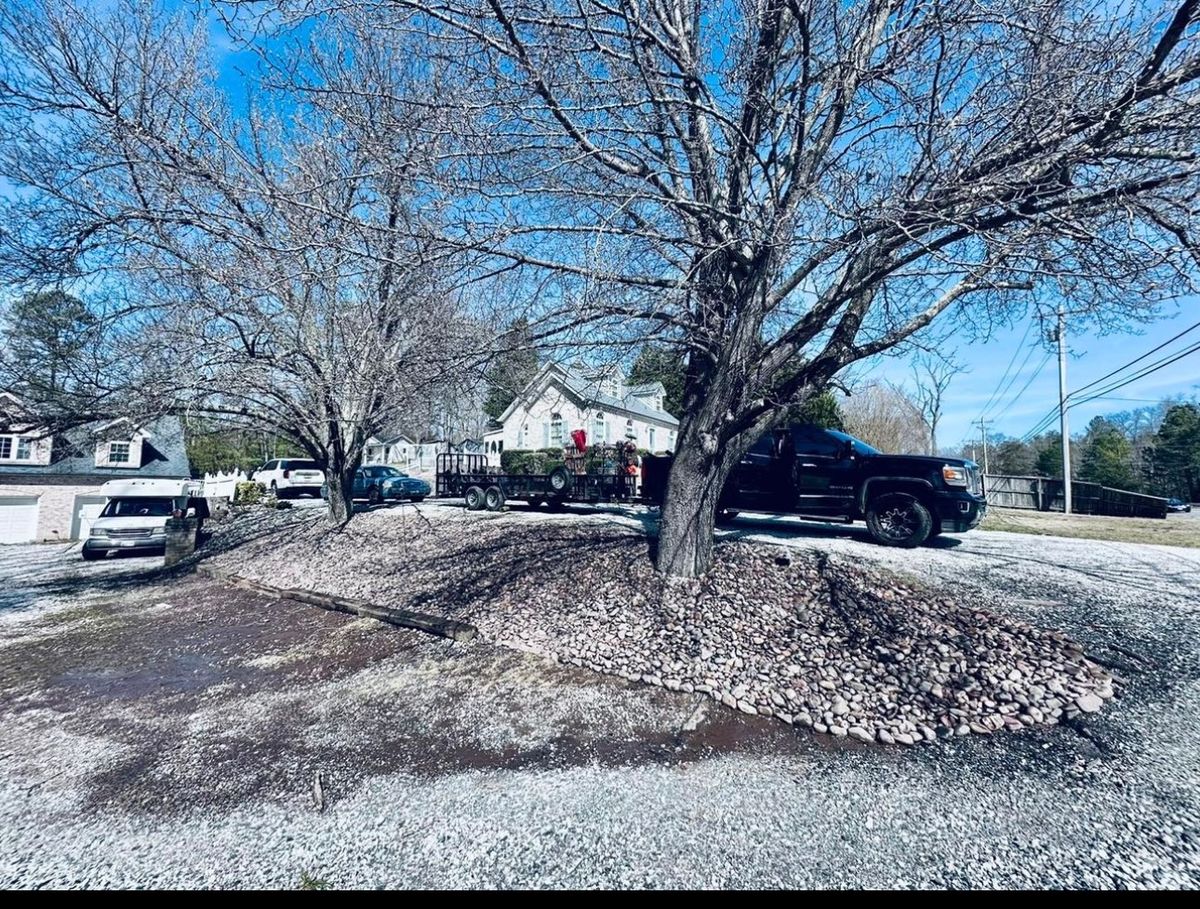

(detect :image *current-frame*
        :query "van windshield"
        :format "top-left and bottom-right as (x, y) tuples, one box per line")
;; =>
(101, 498), (175, 518)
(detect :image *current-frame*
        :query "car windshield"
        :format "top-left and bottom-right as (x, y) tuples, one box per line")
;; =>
(826, 429), (880, 456)
(377, 467), (404, 478)
(101, 497), (175, 518)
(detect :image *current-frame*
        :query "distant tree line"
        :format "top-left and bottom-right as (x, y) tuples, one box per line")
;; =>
(952, 400), (1200, 501)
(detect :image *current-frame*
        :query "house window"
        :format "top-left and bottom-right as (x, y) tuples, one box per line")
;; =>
(625, 418), (636, 440)
(550, 413), (564, 446)
(668, 431), (676, 450)
(648, 428), (656, 450)
(108, 441), (131, 464)
(16, 437), (32, 460)
(0, 436), (10, 459)
(593, 412), (606, 443)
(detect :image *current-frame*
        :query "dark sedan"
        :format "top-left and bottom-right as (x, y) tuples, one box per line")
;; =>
(322, 465), (431, 505)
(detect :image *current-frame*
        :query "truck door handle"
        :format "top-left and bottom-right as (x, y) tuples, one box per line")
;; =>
(800, 462), (817, 468)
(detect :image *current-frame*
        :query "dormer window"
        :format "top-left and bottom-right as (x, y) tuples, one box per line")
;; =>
(108, 441), (131, 464)
(0, 437), (10, 459)
(16, 438), (31, 460)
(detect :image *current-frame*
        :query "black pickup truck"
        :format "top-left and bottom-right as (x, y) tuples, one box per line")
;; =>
(644, 425), (987, 547)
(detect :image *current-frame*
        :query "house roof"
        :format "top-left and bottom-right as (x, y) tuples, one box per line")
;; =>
(0, 415), (191, 480)
(499, 363), (679, 427)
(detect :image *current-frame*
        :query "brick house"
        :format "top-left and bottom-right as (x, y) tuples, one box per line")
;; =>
(482, 363), (679, 465)
(0, 395), (191, 544)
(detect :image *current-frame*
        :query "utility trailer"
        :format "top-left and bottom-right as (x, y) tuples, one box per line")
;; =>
(436, 452), (640, 511)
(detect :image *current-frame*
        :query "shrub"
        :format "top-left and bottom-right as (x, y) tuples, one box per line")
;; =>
(501, 448), (566, 475)
(234, 481), (262, 505)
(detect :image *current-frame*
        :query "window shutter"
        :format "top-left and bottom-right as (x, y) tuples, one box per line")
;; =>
(543, 422), (550, 447)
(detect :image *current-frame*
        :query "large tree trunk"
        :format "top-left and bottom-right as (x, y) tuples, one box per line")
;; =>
(324, 461), (357, 526)
(655, 397), (754, 577)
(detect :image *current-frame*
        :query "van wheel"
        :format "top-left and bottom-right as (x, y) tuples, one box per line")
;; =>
(465, 485), (485, 510)
(866, 493), (933, 548)
(484, 485), (506, 512)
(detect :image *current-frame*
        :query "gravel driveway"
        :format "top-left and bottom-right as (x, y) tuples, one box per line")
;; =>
(1, 507), (1198, 889)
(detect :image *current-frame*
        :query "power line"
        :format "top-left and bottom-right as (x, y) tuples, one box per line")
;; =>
(1021, 337), (1200, 440)
(977, 318), (1036, 420)
(986, 350), (1053, 424)
(1065, 319), (1200, 401)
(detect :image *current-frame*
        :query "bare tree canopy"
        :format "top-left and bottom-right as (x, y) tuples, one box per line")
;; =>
(6, 0), (1200, 572)
(0, 0), (478, 521)
(300, 0), (1200, 575)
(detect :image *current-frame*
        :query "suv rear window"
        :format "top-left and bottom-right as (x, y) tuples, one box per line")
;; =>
(283, 460), (319, 470)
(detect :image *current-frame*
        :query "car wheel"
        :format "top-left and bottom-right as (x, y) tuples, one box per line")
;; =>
(484, 485), (506, 512)
(465, 485), (485, 510)
(866, 493), (933, 548)
(548, 465), (573, 494)
(411, 495), (426, 504)
(368, 486), (383, 506)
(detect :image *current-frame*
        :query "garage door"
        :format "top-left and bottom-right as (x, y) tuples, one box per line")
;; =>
(71, 495), (108, 541)
(0, 496), (40, 544)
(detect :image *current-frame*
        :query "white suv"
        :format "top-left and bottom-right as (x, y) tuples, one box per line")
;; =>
(253, 458), (326, 497)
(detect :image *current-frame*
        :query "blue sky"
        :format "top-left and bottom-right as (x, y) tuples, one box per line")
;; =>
(876, 303), (1200, 450)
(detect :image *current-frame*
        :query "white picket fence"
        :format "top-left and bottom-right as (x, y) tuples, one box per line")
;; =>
(200, 469), (249, 500)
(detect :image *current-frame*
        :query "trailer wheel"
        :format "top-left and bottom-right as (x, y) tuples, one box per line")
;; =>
(484, 485), (506, 512)
(548, 466), (573, 494)
(465, 485), (485, 510)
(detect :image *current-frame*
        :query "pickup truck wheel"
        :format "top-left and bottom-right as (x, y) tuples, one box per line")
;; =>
(464, 485), (485, 510)
(484, 485), (506, 511)
(715, 508), (741, 526)
(81, 547), (104, 561)
(865, 493), (933, 548)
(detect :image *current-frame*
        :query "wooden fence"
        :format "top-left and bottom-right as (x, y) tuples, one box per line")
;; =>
(983, 474), (1168, 519)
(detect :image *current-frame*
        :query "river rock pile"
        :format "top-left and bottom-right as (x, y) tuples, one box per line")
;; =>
(218, 509), (1113, 744)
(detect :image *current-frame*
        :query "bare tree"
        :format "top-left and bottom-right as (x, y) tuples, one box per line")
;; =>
(910, 352), (958, 456)
(295, 0), (1200, 576)
(843, 384), (929, 455)
(0, 0), (474, 522)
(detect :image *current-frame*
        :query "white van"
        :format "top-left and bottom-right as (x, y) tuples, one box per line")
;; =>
(82, 478), (208, 561)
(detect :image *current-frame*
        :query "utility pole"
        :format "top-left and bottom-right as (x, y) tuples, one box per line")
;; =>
(975, 418), (991, 475)
(1056, 305), (1072, 515)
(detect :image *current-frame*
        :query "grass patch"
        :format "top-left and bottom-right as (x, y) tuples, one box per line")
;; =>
(981, 507), (1200, 548)
(298, 871), (332, 890)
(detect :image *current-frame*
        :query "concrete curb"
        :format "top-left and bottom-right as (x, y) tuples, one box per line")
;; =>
(197, 565), (479, 642)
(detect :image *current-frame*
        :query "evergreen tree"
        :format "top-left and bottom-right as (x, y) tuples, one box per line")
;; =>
(483, 318), (539, 421)
(792, 389), (846, 430)
(2, 290), (98, 399)
(1147, 403), (1200, 500)
(1078, 417), (1139, 490)
(628, 345), (686, 416)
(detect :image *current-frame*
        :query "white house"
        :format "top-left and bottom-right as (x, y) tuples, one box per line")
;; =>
(0, 394), (192, 544)
(482, 362), (679, 465)
(364, 432), (417, 468)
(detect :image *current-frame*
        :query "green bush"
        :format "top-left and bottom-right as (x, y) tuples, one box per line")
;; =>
(500, 444), (648, 475)
(501, 448), (566, 475)
(234, 481), (263, 505)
